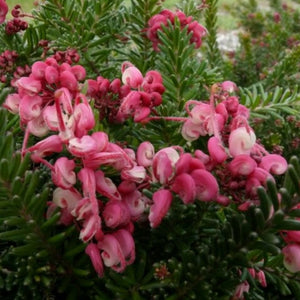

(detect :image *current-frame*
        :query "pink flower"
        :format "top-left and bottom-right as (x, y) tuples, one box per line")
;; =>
(95, 170), (121, 201)
(80, 214), (101, 242)
(102, 200), (130, 228)
(208, 136), (227, 164)
(113, 229), (135, 266)
(31, 61), (47, 80)
(73, 102), (95, 137)
(85, 243), (104, 277)
(3, 93), (20, 114)
(60, 70), (78, 91)
(19, 95), (42, 123)
(229, 127), (256, 157)
(52, 187), (81, 212)
(229, 155), (257, 176)
(282, 244), (300, 273)
(51, 157), (76, 189)
(191, 169), (219, 201)
(68, 135), (98, 157)
(259, 154), (287, 175)
(221, 81), (237, 93)
(27, 115), (49, 137)
(71, 65), (86, 81)
(0, 0), (8, 24)
(17, 76), (42, 96)
(256, 270), (267, 287)
(137, 141), (155, 167)
(121, 62), (143, 89)
(233, 281), (250, 299)
(122, 189), (146, 220)
(149, 189), (173, 228)
(121, 166), (146, 183)
(171, 173), (196, 204)
(45, 65), (59, 84)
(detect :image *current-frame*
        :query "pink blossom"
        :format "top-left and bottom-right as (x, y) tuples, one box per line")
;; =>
(45, 65), (59, 84)
(121, 166), (146, 183)
(172, 173), (196, 204)
(19, 95), (42, 122)
(208, 136), (227, 164)
(2, 93), (20, 114)
(175, 153), (204, 174)
(233, 281), (250, 299)
(229, 127), (256, 157)
(85, 243), (104, 277)
(256, 270), (267, 287)
(181, 119), (204, 141)
(54, 87), (73, 114)
(17, 76), (42, 96)
(137, 141), (155, 167)
(91, 132), (109, 152)
(27, 115), (49, 137)
(68, 135), (98, 157)
(113, 229), (135, 265)
(80, 214), (101, 242)
(229, 155), (257, 176)
(122, 190), (146, 220)
(152, 147), (180, 184)
(103, 200), (130, 228)
(52, 187), (81, 212)
(0, 0), (8, 24)
(73, 102), (95, 137)
(282, 244), (300, 273)
(221, 81), (237, 93)
(51, 157), (76, 189)
(95, 170), (121, 201)
(60, 70), (78, 91)
(191, 169), (219, 201)
(121, 62), (143, 89)
(259, 154), (287, 175)
(98, 234), (126, 272)
(149, 189), (173, 228)
(31, 61), (47, 80)
(71, 65), (86, 81)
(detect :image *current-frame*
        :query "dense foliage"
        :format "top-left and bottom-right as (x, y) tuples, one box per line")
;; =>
(1, 0), (300, 299)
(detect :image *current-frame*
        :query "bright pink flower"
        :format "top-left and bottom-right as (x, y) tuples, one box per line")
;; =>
(51, 157), (76, 189)
(0, 0), (8, 24)
(229, 127), (256, 157)
(3, 93), (20, 114)
(103, 200), (130, 228)
(98, 234), (126, 272)
(233, 281), (249, 299)
(31, 61), (47, 80)
(27, 135), (63, 160)
(95, 170), (121, 201)
(282, 244), (300, 273)
(152, 147), (180, 184)
(181, 119), (204, 141)
(54, 87), (73, 114)
(229, 155), (257, 176)
(285, 230), (300, 243)
(172, 173), (196, 204)
(91, 132), (109, 152)
(133, 106), (151, 122)
(85, 243), (104, 277)
(113, 229), (135, 265)
(60, 70), (78, 91)
(43, 105), (62, 131)
(208, 136), (227, 164)
(19, 95), (42, 122)
(45, 65), (59, 84)
(259, 154), (287, 175)
(80, 214), (101, 242)
(121, 62), (143, 89)
(72, 197), (93, 220)
(149, 189), (173, 228)
(191, 169), (219, 201)
(73, 102), (95, 137)
(68, 135), (98, 157)
(175, 153), (203, 175)
(122, 190), (146, 220)
(256, 270), (267, 287)
(245, 167), (274, 195)
(71, 65), (86, 81)
(224, 96), (239, 114)
(78, 167), (96, 198)
(137, 141), (155, 167)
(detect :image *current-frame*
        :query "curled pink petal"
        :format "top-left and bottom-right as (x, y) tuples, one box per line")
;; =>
(103, 200), (130, 228)
(229, 154), (257, 176)
(17, 76), (42, 96)
(121, 166), (146, 183)
(19, 95), (42, 122)
(53, 187), (81, 212)
(181, 119), (204, 141)
(95, 170), (121, 201)
(121, 62), (143, 89)
(149, 189), (173, 228)
(113, 229), (135, 265)
(208, 136), (227, 164)
(27, 115), (49, 137)
(51, 157), (76, 189)
(80, 214), (101, 242)
(282, 244), (300, 273)
(85, 243), (104, 277)
(137, 141), (155, 167)
(172, 173), (196, 204)
(259, 154), (287, 175)
(68, 135), (98, 157)
(3, 93), (20, 114)
(229, 127), (256, 157)
(191, 169), (219, 201)
(91, 132), (109, 152)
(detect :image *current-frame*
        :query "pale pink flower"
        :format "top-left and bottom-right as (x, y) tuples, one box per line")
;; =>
(149, 189), (173, 228)
(53, 187), (81, 212)
(282, 244), (300, 273)
(113, 229), (135, 265)
(51, 157), (76, 189)
(19, 95), (42, 122)
(95, 170), (121, 201)
(2, 93), (20, 114)
(27, 115), (49, 137)
(68, 135), (98, 157)
(73, 102), (95, 137)
(122, 190), (146, 220)
(121, 62), (143, 89)
(54, 87), (73, 114)
(137, 141), (155, 167)
(121, 166), (146, 183)
(233, 281), (250, 299)
(221, 80), (237, 93)
(91, 132), (109, 152)
(229, 127), (256, 157)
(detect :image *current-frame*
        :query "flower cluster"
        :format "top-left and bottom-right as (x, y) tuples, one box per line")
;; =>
(88, 61), (165, 123)
(5, 5), (28, 35)
(181, 81), (287, 210)
(0, 50), (18, 83)
(146, 9), (207, 51)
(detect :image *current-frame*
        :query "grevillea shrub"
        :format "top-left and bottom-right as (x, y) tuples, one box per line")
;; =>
(1, 0), (300, 299)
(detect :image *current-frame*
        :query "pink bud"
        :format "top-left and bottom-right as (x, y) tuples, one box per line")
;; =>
(103, 200), (130, 228)
(259, 154), (287, 175)
(85, 243), (104, 277)
(191, 169), (219, 201)
(121, 62), (143, 89)
(229, 154), (257, 176)
(149, 189), (173, 228)
(282, 244), (300, 273)
(233, 281), (249, 299)
(51, 157), (76, 189)
(229, 127), (256, 157)
(95, 170), (121, 201)
(71, 65), (86, 81)
(172, 173), (196, 204)
(45, 66), (59, 84)
(60, 70), (78, 91)
(133, 106), (151, 122)
(256, 270), (267, 287)
(208, 137), (227, 164)
(3, 93), (20, 114)
(221, 81), (237, 93)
